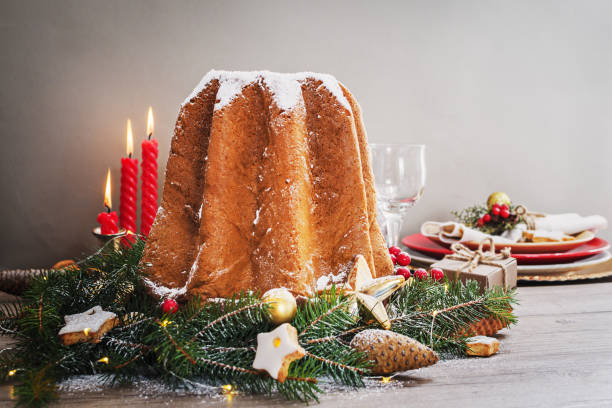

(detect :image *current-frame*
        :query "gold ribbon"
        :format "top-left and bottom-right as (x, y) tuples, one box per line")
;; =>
(447, 238), (512, 278)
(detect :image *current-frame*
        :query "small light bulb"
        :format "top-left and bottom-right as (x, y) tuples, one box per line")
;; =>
(381, 376), (391, 383)
(83, 328), (91, 336)
(160, 319), (171, 327)
(98, 357), (109, 364)
(432, 311), (439, 318)
(222, 384), (233, 392)
(7, 369), (16, 377)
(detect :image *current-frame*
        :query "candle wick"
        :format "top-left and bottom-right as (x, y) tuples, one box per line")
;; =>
(128, 152), (132, 159)
(105, 205), (111, 213)
(148, 132), (153, 141)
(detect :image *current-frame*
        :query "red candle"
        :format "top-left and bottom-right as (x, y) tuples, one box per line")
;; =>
(98, 169), (119, 234)
(141, 107), (158, 236)
(120, 119), (138, 233)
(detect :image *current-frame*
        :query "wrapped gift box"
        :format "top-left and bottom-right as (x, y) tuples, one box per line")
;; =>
(431, 255), (517, 291)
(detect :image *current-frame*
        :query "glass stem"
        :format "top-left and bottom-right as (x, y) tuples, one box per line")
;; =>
(384, 212), (403, 247)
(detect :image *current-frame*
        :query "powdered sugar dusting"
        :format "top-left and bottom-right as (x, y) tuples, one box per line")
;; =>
(143, 277), (187, 299)
(183, 70), (352, 112)
(214, 72), (259, 109)
(143, 243), (204, 299)
(263, 73), (303, 111)
(315, 270), (350, 292)
(467, 336), (499, 345)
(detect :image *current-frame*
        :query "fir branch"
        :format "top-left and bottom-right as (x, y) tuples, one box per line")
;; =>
(187, 302), (264, 344)
(157, 320), (196, 365)
(197, 357), (259, 375)
(37, 294), (44, 334)
(0, 236), (518, 407)
(305, 351), (366, 375)
(111, 352), (145, 370)
(299, 300), (348, 337)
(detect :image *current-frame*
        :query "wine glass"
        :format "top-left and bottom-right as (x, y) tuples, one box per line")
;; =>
(369, 144), (426, 247)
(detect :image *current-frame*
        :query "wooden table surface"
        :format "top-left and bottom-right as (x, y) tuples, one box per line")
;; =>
(1, 270), (611, 407)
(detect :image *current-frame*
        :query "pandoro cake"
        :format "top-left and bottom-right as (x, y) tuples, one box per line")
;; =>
(141, 70), (393, 300)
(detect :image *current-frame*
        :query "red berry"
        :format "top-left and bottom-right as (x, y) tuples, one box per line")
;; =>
(491, 206), (501, 216)
(396, 267), (411, 280)
(430, 268), (444, 282)
(483, 214), (491, 223)
(390, 254), (397, 265)
(161, 298), (179, 314)
(500, 208), (510, 219)
(501, 204), (509, 211)
(414, 268), (428, 280)
(477, 217), (485, 227)
(388, 246), (402, 256)
(396, 252), (411, 266)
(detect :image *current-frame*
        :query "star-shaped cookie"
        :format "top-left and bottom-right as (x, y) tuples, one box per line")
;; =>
(346, 255), (405, 329)
(252, 323), (306, 382)
(58, 306), (118, 345)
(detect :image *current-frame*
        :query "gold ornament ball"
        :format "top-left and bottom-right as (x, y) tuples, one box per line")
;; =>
(486, 192), (511, 210)
(261, 288), (297, 324)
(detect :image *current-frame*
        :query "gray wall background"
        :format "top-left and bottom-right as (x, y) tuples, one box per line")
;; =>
(1, 0), (611, 268)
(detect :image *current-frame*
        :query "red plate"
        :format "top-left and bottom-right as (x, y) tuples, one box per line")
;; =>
(401, 233), (610, 265)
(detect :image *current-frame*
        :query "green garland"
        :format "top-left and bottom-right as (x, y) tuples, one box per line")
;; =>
(0, 240), (517, 407)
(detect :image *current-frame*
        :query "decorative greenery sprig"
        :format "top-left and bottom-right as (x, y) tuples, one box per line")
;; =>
(452, 204), (524, 236)
(0, 239), (517, 407)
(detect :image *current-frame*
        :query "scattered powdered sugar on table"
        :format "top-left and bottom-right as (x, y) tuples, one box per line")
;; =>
(58, 374), (427, 403)
(59, 375), (219, 398)
(57, 356), (493, 403)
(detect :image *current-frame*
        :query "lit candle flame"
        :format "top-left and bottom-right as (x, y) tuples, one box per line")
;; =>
(104, 169), (112, 210)
(126, 119), (134, 157)
(147, 107), (154, 139)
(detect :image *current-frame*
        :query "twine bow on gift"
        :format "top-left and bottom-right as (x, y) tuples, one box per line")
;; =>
(448, 238), (512, 274)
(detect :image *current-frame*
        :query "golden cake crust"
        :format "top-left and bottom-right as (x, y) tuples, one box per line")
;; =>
(141, 71), (393, 300)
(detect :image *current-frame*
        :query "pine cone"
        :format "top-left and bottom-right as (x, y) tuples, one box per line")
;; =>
(350, 329), (439, 375)
(457, 315), (510, 337)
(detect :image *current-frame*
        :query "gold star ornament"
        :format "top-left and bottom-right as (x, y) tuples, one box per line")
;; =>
(345, 255), (406, 329)
(252, 323), (306, 382)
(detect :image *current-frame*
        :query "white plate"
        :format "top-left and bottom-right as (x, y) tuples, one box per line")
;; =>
(405, 249), (612, 274)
